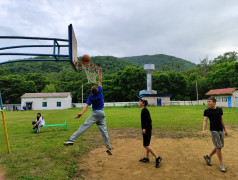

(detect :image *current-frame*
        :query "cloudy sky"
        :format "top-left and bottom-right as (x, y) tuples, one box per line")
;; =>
(0, 0), (238, 64)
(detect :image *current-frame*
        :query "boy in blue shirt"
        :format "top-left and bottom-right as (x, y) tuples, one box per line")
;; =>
(64, 71), (112, 155)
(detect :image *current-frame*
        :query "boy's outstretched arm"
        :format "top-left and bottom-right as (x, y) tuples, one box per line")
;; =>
(202, 116), (208, 137)
(221, 116), (228, 136)
(98, 68), (102, 87)
(75, 104), (89, 119)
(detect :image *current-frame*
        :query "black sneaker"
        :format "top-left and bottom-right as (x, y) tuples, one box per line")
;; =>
(106, 148), (112, 155)
(204, 155), (212, 166)
(139, 157), (150, 163)
(155, 156), (162, 168)
(63, 140), (74, 146)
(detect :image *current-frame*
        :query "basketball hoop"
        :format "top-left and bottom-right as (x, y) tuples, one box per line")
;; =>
(75, 62), (101, 83)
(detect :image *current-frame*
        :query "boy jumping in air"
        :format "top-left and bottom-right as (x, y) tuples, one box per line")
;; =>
(202, 96), (228, 172)
(139, 98), (162, 168)
(64, 69), (112, 155)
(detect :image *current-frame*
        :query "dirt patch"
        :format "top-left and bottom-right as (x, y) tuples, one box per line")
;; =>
(0, 169), (6, 180)
(78, 130), (238, 180)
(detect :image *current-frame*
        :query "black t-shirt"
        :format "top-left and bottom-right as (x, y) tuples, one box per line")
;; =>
(204, 107), (223, 131)
(141, 107), (152, 131)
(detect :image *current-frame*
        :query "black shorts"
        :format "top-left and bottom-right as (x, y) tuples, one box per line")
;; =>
(143, 131), (151, 146)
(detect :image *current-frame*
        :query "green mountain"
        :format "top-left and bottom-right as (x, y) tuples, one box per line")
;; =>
(0, 54), (195, 76)
(0, 56), (134, 76)
(121, 54), (196, 71)
(90, 56), (135, 74)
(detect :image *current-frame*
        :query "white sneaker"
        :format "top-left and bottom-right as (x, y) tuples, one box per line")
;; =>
(220, 164), (226, 172)
(63, 140), (74, 146)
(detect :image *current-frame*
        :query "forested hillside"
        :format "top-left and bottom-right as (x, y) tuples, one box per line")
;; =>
(121, 54), (196, 72)
(1, 56), (134, 76)
(1, 52), (237, 104)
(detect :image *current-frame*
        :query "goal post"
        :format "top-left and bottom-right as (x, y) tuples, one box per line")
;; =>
(0, 110), (10, 153)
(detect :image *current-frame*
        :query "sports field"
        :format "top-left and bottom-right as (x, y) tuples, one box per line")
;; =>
(0, 105), (237, 179)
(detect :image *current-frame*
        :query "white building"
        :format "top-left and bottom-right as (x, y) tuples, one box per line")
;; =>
(21, 92), (72, 110)
(139, 94), (171, 106)
(205, 88), (238, 108)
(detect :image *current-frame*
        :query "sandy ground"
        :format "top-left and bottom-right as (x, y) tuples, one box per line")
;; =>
(79, 130), (238, 180)
(0, 169), (5, 180)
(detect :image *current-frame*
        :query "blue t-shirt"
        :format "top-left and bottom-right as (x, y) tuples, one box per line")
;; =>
(86, 86), (104, 110)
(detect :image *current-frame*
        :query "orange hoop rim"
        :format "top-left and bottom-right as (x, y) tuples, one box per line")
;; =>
(75, 62), (101, 70)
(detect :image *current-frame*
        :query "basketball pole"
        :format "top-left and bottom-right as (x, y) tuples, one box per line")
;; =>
(0, 110), (10, 153)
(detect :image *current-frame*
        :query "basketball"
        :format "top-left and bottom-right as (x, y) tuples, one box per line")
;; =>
(81, 54), (91, 63)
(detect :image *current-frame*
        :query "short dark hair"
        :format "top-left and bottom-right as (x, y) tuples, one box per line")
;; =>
(139, 98), (148, 106)
(91, 86), (98, 95)
(207, 96), (216, 102)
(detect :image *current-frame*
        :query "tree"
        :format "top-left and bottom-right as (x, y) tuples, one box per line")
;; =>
(213, 51), (238, 65)
(152, 73), (170, 94)
(207, 62), (238, 89)
(41, 84), (56, 93)
(176, 62), (181, 72)
(0, 75), (36, 103)
(186, 72), (209, 100)
(24, 73), (50, 92)
(116, 66), (146, 101)
(197, 57), (209, 77)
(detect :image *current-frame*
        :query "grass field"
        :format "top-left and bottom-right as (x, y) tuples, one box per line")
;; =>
(0, 105), (237, 179)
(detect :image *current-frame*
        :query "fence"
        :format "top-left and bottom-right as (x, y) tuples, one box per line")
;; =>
(73, 102), (138, 108)
(4, 100), (207, 111)
(170, 100), (207, 106)
(2, 104), (21, 111)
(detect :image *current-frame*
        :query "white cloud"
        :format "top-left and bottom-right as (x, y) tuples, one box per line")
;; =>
(1, 0), (238, 64)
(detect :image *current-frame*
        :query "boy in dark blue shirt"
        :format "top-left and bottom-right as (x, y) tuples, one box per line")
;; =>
(64, 70), (112, 155)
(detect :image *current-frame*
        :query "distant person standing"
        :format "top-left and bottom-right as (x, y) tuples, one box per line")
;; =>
(64, 70), (112, 155)
(138, 98), (162, 168)
(202, 96), (228, 172)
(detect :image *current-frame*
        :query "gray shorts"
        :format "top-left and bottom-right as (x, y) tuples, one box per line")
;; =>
(211, 131), (224, 149)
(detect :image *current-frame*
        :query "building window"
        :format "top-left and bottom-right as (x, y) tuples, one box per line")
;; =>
(222, 97), (227, 102)
(216, 97), (221, 102)
(57, 102), (61, 107)
(42, 102), (47, 107)
(235, 97), (238, 102)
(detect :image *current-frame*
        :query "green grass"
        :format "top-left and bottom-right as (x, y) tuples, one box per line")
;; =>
(0, 105), (237, 179)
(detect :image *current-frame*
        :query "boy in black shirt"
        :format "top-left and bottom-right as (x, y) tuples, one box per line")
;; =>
(139, 98), (162, 168)
(202, 96), (228, 172)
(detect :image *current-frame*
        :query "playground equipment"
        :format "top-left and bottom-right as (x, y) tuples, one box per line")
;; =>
(0, 89), (10, 153)
(0, 89), (3, 110)
(0, 110), (10, 153)
(32, 122), (67, 133)
(0, 24), (78, 71)
(0, 24), (101, 83)
(75, 60), (101, 83)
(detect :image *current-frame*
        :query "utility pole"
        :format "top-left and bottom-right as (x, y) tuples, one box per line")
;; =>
(196, 81), (199, 105)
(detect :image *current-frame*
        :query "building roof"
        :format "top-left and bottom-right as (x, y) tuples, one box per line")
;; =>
(205, 88), (237, 95)
(139, 94), (172, 98)
(21, 92), (71, 98)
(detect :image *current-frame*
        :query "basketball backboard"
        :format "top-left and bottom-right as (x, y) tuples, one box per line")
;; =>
(0, 24), (78, 72)
(68, 24), (78, 71)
